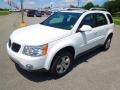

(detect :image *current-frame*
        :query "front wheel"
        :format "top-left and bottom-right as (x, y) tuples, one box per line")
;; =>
(50, 51), (73, 77)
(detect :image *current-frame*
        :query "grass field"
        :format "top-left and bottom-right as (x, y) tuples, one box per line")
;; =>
(114, 17), (120, 20)
(114, 20), (120, 25)
(0, 11), (10, 16)
(113, 17), (120, 25)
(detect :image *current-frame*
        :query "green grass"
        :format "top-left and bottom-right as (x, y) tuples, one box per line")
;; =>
(0, 11), (10, 16)
(113, 17), (120, 20)
(113, 17), (120, 25)
(114, 20), (120, 25)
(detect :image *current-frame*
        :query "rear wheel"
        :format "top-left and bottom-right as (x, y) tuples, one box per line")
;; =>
(102, 36), (112, 51)
(50, 51), (73, 77)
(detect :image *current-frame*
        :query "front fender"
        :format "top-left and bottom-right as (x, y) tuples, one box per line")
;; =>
(44, 39), (75, 70)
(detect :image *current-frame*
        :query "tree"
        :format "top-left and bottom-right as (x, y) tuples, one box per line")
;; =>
(103, 1), (115, 14)
(0, 8), (3, 11)
(84, 2), (94, 10)
(94, 5), (100, 8)
(103, 0), (120, 14)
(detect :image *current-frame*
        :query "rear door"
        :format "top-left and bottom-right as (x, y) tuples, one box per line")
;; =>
(93, 13), (109, 45)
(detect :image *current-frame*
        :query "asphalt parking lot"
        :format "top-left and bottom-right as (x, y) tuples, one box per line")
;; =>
(0, 13), (120, 90)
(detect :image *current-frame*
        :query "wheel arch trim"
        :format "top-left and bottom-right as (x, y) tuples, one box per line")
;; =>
(44, 45), (75, 70)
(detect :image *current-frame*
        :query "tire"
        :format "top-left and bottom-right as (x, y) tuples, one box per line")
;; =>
(50, 51), (74, 77)
(102, 36), (112, 51)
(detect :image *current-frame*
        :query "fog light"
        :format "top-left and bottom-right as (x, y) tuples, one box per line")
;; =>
(26, 64), (33, 70)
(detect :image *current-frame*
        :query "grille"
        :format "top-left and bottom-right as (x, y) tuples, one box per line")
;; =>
(11, 43), (21, 52)
(8, 39), (11, 48)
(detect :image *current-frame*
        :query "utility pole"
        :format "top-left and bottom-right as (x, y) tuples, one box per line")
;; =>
(20, 0), (26, 27)
(21, 0), (24, 23)
(77, 0), (79, 7)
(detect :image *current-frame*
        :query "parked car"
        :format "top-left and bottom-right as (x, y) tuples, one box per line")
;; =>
(50, 9), (60, 14)
(27, 10), (36, 17)
(41, 11), (45, 15)
(35, 11), (42, 17)
(46, 11), (52, 15)
(7, 10), (114, 77)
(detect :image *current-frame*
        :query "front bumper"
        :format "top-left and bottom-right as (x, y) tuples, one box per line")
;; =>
(7, 43), (47, 71)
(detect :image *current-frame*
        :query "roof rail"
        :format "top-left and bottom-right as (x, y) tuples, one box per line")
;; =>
(67, 8), (85, 11)
(89, 8), (107, 11)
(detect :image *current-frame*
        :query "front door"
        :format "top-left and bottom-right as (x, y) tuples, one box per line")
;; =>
(77, 13), (97, 53)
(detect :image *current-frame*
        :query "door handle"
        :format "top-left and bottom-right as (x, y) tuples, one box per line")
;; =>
(94, 32), (97, 35)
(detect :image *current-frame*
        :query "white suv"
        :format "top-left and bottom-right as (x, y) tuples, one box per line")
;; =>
(7, 10), (114, 77)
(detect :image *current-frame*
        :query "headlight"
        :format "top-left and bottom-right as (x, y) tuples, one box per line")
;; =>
(23, 44), (48, 57)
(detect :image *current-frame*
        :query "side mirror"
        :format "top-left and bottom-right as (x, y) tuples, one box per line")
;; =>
(79, 25), (92, 32)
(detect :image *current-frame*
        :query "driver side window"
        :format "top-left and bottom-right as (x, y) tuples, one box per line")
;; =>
(79, 14), (95, 28)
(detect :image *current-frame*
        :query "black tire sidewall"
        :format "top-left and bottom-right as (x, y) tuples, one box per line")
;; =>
(50, 51), (73, 77)
(103, 37), (112, 50)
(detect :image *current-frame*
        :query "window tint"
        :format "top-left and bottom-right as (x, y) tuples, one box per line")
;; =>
(95, 13), (108, 27)
(79, 14), (95, 28)
(107, 14), (113, 23)
(49, 15), (64, 24)
(41, 12), (81, 30)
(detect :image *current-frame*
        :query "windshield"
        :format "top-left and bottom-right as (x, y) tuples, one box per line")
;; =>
(40, 12), (82, 30)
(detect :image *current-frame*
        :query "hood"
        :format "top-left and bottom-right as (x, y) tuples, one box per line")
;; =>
(10, 24), (71, 45)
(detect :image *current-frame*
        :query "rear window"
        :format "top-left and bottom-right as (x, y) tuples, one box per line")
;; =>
(95, 13), (108, 27)
(107, 14), (113, 24)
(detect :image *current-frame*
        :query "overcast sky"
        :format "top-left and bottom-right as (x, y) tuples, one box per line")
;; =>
(0, 0), (109, 9)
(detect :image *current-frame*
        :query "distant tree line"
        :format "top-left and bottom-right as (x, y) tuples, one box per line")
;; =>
(103, 0), (120, 15)
(70, 0), (120, 15)
(0, 8), (9, 11)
